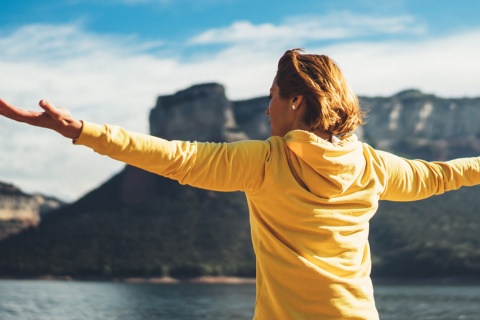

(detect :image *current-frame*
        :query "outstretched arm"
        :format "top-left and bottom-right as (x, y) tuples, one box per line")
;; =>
(376, 149), (480, 202)
(1, 98), (268, 193)
(0, 98), (83, 139)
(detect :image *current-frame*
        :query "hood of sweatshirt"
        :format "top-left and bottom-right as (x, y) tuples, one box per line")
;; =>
(283, 130), (366, 199)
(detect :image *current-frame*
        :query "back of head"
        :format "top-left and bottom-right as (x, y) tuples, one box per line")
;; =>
(276, 48), (364, 135)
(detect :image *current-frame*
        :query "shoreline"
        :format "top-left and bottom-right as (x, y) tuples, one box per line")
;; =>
(123, 276), (256, 284)
(2, 275), (480, 286)
(0, 275), (257, 284)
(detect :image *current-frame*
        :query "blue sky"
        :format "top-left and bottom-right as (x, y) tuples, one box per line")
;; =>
(1, 0), (480, 200)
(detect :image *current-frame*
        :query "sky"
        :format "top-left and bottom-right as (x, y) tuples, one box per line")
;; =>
(1, 0), (480, 201)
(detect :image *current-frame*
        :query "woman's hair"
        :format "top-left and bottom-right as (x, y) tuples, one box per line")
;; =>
(276, 48), (364, 135)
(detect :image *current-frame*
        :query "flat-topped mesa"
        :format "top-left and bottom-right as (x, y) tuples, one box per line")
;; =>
(149, 83), (247, 142)
(148, 85), (480, 161)
(359, 90), (480, 159)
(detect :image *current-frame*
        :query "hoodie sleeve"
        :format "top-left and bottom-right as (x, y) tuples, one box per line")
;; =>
(74, 121), (270, 192)
(375, 149), (480, 201)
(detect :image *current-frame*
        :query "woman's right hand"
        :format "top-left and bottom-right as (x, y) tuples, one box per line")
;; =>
(0, 98), (83, 140)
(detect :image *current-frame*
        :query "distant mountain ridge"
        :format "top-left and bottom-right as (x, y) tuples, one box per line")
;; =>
(0, 83), (479, 280)
(0, 181), (64, 240)
(150, 84), (480, 160)
(359, 89), (480, 160)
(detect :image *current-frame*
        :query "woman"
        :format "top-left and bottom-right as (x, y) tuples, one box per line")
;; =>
(1, 49), (480, 319)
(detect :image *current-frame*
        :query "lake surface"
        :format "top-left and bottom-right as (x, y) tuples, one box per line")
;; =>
(1, 280), (480, 319)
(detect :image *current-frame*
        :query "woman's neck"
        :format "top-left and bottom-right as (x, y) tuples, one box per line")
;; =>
(294, 122), (332, 142)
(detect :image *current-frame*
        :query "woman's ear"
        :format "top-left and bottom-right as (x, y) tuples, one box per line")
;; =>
(291, 95), (304, 108)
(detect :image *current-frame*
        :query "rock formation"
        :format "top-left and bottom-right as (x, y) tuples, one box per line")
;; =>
(359, 89), (480, 160)
(149, 84), (480, 161)
(0, 181), (64, 239)
(149, 83), (247, 142)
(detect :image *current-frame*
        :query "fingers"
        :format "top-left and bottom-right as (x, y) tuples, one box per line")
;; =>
(38, 99), (56, 114)
(0, 98), (31, 121)
(39, 99), (71, 121)
(0, 99), (6, 116)
(1, 99), (52, 119)
(0, 98), (55, 126)
(38, 99), (82, 138)
(0, 98), (14, 115)
(1, 98), (82, 139)
(39, 99), (49, 109)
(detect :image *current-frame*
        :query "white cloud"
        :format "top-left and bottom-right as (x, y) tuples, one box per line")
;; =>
(189, 12), (425, 45)
(0, 23), (164, 63)
(0, 23), (276, 200)
(0, 15), (479, 200)
(320, 30), (480, 98)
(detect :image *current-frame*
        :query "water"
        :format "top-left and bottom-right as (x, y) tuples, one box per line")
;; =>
(0, 280), (479, 320)
(375, 285), (480, 320)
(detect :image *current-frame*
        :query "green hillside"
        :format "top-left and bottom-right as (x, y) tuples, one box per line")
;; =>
(0, 169), (255, 278)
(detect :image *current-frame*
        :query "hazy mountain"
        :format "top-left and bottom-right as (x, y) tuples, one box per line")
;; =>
(0, 181), (64, 240)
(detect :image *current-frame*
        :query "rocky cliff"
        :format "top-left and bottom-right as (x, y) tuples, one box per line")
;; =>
(359, 89), (480, 160)
(0, 181), (64, 239)
(1, 83), (480, 279)
(150, 83), (247, 142)
(150, 86), (480, 160)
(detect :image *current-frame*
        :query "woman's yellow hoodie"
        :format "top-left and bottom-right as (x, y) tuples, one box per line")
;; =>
(76, 121), (480, 319)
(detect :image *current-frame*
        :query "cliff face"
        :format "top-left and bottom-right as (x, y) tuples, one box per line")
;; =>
(149, 83), (247, 142)
(232, 96), (271, 141)
(0, 181), (64, 239)
(359, 89), (480, 160)
(1, 83), (480, 279)
(0, 182), (39, 222)
(150, 85), (480, 161)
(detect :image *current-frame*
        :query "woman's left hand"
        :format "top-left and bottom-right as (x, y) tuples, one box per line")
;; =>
(0, 98), (83, 140)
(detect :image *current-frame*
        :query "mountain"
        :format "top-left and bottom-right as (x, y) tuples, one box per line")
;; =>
(0, 181), (64, 240)
(359, 89), (480, 161)
(0, 84), (480, 280)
